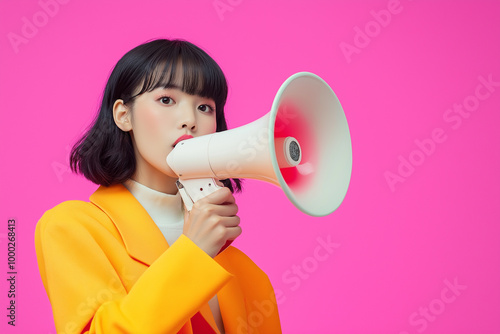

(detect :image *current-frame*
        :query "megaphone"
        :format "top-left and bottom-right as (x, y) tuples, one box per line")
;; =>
(166, 72), (352, 217)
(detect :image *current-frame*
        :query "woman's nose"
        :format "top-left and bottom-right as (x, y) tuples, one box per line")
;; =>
(179, 108), (196, 131)
(182, 122), (195, 130)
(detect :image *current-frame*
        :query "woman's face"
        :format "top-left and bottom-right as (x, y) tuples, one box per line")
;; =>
(124, 81), (217, 193)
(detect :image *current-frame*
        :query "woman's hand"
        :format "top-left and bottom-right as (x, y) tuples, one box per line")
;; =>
(183, 187), (241, 258)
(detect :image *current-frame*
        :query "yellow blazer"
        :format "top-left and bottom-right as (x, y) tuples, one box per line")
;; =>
(35, 184), (281, 334)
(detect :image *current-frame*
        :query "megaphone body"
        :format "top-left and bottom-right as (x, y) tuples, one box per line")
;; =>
(166, 72), (352, 217)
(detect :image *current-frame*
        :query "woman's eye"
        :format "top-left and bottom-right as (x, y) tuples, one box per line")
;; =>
(198, 104), (214, 113)
(159, 96), (173, 105)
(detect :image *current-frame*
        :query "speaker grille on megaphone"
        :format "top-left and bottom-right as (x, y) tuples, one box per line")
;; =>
(167, 72), (352, 217)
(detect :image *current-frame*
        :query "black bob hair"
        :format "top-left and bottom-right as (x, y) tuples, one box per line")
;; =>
(70, 39), (242, 192)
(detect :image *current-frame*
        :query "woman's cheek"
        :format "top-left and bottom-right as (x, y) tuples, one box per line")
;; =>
(135, 112), (171, 166)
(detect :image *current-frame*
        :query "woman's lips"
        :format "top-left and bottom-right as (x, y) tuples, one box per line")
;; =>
(173, 134), (193, 147)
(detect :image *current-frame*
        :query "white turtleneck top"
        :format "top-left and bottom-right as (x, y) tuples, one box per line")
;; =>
(123, 179), (184, 246)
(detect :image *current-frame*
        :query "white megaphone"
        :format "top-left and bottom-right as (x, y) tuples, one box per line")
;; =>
(166, 72), (352, 217)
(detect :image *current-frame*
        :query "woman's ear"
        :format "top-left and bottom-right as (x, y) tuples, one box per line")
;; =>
(113, 99), (132, 132)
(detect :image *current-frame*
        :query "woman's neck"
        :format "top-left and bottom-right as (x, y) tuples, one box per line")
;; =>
(131, 164), (179, 195)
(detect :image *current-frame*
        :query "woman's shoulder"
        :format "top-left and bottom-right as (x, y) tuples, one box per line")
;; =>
(36, 199), (115, 239)
(40, 199), (106, 221)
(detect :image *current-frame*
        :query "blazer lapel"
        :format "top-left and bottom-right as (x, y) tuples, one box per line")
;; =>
(90, 184), (243, 334)
(90, 184), (169, 266)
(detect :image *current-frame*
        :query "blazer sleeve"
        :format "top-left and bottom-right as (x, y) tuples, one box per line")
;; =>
(35, 203), (232, 334)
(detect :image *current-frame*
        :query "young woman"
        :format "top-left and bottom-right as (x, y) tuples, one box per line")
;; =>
(35, 39), (281, 334)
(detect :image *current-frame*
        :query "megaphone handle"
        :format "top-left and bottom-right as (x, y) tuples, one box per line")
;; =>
(175, 178), (223, 212)
(177, 178), (233, 255)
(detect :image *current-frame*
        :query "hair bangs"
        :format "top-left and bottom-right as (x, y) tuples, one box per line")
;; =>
(130, 41), (227, 108)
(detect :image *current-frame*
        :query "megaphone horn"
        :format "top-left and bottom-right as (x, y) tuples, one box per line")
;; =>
(166, 72), (352, 217)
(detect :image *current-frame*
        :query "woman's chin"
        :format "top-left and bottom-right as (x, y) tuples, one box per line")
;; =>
(163, 166), (180, 179)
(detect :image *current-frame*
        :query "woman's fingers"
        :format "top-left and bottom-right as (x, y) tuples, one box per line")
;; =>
(221, 215), (240, 228)
(182, 187), (241, 258)
(202, 187), (235, 205)
(225, 226), (242, 241)
(203, 202), (238, 218)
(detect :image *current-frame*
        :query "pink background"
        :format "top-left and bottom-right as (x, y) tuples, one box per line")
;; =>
(1, 0), (499, 333)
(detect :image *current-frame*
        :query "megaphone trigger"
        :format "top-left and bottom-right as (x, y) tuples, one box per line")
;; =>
(175, 180), (193, 212)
